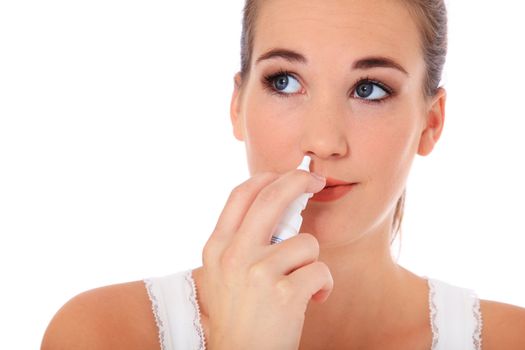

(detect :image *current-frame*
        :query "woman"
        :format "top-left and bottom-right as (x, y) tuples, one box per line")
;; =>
(41, 0), (525, 349)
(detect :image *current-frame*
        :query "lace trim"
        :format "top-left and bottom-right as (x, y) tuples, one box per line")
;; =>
(426, 278), (439, 350)
(143, 279), (167, 350)
(426, 276), (483, 350)
(472, 295), (483, 350)
(185, 270), (207, 350)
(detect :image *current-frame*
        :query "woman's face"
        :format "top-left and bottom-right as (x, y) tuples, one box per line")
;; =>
(230, 0), (445, 246)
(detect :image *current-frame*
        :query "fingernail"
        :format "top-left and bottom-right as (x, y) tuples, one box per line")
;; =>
(311, 172), (326, 182)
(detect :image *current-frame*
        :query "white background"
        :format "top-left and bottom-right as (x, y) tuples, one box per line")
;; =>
(1, 0), (524, 348)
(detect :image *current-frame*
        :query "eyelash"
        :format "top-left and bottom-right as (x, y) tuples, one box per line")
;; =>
(262, 69), (395, 104)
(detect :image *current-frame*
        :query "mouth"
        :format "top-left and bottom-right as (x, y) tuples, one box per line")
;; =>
(323, 177), (355, 189)
(311, 177), (357, 202)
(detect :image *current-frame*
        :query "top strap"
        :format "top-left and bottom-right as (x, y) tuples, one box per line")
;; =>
(143, 269), (207, 350)
(426, 277), (483, 350)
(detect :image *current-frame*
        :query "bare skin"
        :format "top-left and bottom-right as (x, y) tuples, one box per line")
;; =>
(201, 0), (443, 346)
(41, 0), (525, 349)
(41, 273), (525, 349)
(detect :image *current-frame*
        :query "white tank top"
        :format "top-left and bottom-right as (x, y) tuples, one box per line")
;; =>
(143, 269), (483, 350)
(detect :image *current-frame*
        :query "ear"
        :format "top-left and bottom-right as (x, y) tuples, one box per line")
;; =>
(417, 87), (446, 156)
(230, 72), (245, 141)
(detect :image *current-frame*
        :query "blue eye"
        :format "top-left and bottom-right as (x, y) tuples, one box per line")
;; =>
(274, 74), (301, 93)
(262, 70), (394, 103)
(353, 81), (389, 101)
(263, 70), (302, 97)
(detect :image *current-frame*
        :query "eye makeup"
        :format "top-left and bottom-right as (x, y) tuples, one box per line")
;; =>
(261, 68), (397, 105)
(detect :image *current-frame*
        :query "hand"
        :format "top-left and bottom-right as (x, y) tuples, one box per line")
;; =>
(201, 169), (333, 350)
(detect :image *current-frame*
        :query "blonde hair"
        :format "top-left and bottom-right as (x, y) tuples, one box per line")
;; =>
(238, 0), (448, 245)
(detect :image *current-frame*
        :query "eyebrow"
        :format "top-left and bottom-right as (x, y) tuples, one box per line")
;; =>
(255, 48), (409, 76)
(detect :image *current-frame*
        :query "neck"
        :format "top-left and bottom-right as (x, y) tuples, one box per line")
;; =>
(300, 220), (427, 346)
(309, 230), (403, 321)
(192, 215), (429, 347)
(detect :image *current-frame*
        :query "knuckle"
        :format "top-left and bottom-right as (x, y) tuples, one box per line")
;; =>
(247, 262), (272, 286)
(202, 238), (219, 266)
(299, 233), (320, 255)
(229, 184), (245, 199)
(219, 245), (243, 269)
(313, 261), (331, 277)
(230, 172), (278, 200)
(275, 279), (298, 304)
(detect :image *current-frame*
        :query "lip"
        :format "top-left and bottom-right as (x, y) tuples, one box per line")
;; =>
(310, 182), (357, 202)
(324, 177), (353, 187)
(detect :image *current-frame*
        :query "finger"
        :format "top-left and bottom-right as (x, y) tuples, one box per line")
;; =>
(203, 172), (280, 268)
(208, 172), (279, 243)
(236, 169), (326, 247)
(259, 233), (320, 276)
(283, 261), (334, 305)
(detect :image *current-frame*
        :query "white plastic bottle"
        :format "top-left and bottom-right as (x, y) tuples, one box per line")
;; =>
(270, 155), (314, 244)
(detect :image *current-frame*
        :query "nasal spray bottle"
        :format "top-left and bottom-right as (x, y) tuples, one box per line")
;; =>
(270, 155), (314, 245)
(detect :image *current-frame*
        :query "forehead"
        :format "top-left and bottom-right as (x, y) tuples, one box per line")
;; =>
(253, 0), (423, 73)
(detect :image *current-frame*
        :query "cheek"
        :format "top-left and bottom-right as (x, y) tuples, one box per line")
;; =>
(360, 114), (418, 190)
(243, 95), (302, 174)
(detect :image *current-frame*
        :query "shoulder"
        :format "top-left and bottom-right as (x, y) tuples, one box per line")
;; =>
(480, 298), (525, 350)
(41, 280), (160, 350)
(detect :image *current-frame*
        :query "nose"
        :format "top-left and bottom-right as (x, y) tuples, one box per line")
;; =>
(300, 95), (349, 160)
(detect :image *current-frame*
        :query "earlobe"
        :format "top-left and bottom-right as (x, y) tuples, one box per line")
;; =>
(230, 72), (245, 141)
(417, 87), (446, 156)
